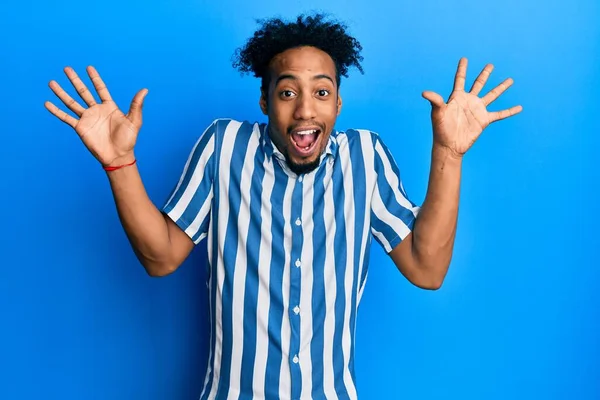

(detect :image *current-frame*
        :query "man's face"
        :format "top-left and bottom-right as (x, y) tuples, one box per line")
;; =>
(260, 46), (342, 175)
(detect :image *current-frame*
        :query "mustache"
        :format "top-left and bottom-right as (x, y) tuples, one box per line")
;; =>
(287, 122), (325, 134)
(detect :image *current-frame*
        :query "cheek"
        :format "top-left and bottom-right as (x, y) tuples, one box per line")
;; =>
(269, 101), (290, 118)
(321, 102), (338, 121)
(272, 105), (296, 131)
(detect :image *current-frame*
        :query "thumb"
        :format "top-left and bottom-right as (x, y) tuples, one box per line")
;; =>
(127, 88), (148, 126)
(421, 91), (445, 108)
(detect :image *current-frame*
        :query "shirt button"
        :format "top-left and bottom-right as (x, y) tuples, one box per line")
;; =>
(298, 176), (303, 182)
(295, 218), (301, 226)
(293, 355), (299, 364)
(295, 259), (301, 268)
(293, 306), (300, 315)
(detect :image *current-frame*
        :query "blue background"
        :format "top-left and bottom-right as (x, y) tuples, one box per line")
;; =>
(1, 0), (598, 399)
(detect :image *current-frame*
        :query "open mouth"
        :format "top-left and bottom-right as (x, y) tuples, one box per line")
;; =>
(290, 128), (321, 156)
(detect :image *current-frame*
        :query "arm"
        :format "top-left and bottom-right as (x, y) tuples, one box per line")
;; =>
(389, 145), (461, 290)
(44, 65), (199, 277)
(389, 58), (522, 289)
(106, 154), (194, 277)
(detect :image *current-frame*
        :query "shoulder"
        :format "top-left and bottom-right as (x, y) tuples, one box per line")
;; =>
(207, 118), (264, 136)
(333, 126), (383, 150)
(199, 118), (267, 144)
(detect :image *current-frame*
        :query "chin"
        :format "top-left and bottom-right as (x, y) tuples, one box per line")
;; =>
(285, 154), (321, 175)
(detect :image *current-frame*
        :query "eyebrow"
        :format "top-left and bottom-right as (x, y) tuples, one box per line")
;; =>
(274, 74), (335, 86)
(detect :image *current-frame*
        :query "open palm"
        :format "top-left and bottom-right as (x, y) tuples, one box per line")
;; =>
(45, 66), (148, 167)
(422, 58), (522, 158)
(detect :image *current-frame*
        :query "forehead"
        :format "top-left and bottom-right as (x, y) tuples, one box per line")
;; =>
(268, 46), (337, 80)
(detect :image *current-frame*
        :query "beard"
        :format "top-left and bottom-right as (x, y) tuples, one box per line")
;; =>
(267, 122), (328, 175)
(285, 154), (321, 175)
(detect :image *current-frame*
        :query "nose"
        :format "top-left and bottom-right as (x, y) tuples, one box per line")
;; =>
(293, 94), (317, 120)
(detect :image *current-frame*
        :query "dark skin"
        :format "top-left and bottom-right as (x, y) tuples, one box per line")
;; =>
(258, 45), (437, 287)
(259, 46), (342, 175)
(259, 46), (522, 290)
(44, 47), (520, 284)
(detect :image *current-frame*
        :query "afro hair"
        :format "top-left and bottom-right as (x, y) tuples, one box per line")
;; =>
(232, 13), (364, 92)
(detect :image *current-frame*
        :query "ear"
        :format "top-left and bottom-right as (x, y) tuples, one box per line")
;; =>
(337, 93), (343, 116)
(259, 89), (268, 115)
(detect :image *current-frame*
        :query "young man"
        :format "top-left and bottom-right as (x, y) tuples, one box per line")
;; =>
(45, 13), (521, 400)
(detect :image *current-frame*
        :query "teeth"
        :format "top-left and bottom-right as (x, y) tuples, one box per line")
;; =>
(297, 129), (317, 135)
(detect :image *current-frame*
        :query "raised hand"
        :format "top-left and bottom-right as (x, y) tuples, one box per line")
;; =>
(45, 66), (148, 167)
(421, 58), (522, 158)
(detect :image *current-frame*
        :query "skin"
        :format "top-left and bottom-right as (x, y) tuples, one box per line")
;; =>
(390, 58), (522, 289)
(45, 66), (193, 276)
(44, 47), (521, 288)
(259, 48), (523, 290)
(259, 46), (342, 175)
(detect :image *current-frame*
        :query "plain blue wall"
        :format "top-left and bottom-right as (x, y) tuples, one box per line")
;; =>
(2, 0), (598, 399)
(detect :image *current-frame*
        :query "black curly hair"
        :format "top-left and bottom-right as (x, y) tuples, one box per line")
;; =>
(232, 13), (364, 95)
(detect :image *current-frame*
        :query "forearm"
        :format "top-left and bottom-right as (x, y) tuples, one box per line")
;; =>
(105, 155), (175, 275)
(411, 144), (463, 281)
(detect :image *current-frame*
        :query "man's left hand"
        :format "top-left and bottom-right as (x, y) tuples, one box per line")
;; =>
(422, 58), (523, 159)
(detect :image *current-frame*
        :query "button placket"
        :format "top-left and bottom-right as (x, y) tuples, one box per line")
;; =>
(289, 174), (304, 393)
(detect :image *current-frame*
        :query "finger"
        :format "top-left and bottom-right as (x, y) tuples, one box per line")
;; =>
(44, 100), (79, 128)
(127, 89), (149, 126)
(422, 91), (445, 108)
(64, 66), (98, 107)
(489, 105), (523, 122)
(469, 64), (494, 96)
(452, 57), (468, 93)
(86, 66), (113, 102)
(48, 80), (86, 116)
(481, 78), (514, 106)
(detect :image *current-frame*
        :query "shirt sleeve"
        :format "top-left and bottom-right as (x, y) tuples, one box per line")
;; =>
(370, 135), (421, 253)
(161, 120), (219, 244)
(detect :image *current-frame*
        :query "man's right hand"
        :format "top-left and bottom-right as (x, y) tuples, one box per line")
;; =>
(45, 66), (148, 167)
(43, 65), (193, 276)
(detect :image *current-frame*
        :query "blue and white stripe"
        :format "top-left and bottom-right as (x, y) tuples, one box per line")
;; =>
(162, 118), (420, 400)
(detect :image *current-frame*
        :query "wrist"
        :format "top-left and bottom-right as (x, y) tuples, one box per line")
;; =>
(103, 152), (136, 172)
(432, 143), (464, 163)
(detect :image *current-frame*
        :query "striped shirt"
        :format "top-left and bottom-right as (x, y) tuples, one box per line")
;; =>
(162, 118), (420, 400)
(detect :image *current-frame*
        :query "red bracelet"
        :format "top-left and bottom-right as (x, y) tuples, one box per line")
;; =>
(103, 159), (137, 171)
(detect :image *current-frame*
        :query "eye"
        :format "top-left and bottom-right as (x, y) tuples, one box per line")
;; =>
(280, 90), (296, 98)
(317, 89), (330, 97)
